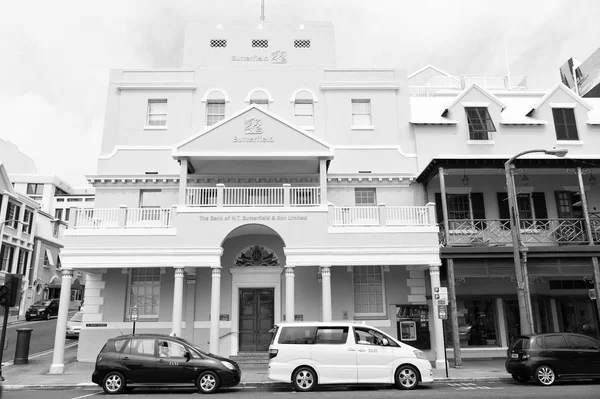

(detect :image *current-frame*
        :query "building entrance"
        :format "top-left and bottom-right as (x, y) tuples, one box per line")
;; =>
(238, 288), (275, 352)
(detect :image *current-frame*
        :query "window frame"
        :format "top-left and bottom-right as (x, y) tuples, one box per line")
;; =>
(206, 99), (226, 126)
(465, 107), (496, 140)
(351, 99), (372, 127)
(126, 268), (162, 320)
(352, 266), (387, 317)
(0, 244), (15, 272)
(26, 183), (44, 195)
(23, 209), (33, 234)
(294, 99), (314, 127)
(6, 202), (21, 229)
(552, 108), (579, 141)
(146, 99), (168, 127)
(354, 188), (377, 206)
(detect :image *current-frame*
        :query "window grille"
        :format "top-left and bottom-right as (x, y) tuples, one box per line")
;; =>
(354, 188), (376, 206)
(351, 99), (372, 126)
(210, 39), (227, 48)
(252, 39), (269, 48)
(147, 99), (167, 126)
(552, 108), (578, 140)
(353, 266), (386, 316)
(206, 100), (226, 126)
(294, 39), (311, 48)
(465, 107), (496, 140)
(127, 268), (161, 318)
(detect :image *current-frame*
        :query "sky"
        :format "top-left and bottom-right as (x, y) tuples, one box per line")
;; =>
(1, 0), (600, 187)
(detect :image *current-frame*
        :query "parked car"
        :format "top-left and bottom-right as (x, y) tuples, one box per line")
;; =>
(506, 333), (600, 386)
(25, 299), (59, 321)
(268, 322), (433, 391)
(92, 333), (241, 394)
(66, 312), (83, 338)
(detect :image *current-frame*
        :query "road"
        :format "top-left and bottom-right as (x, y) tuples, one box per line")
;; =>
(4, 381), (600, 399)
(0, 315), (74, 365)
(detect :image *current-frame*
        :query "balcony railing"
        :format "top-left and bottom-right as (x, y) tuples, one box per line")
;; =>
(186, 185), (321, 207)
(330, 205), (435, 227)
(72, 207), (173, 229)
(439, 218), (600, 246)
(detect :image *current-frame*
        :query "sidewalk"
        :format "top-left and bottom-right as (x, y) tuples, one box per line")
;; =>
(1, 347), (512, 391)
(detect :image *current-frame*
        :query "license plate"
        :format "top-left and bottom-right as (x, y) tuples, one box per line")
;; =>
(511, 353), (519, 359)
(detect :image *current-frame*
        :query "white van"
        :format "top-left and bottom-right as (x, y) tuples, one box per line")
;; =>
(268, 322), (433, 391)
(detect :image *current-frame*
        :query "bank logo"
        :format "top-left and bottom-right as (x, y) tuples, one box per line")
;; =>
(244, 118), (263, 134)
(271, 51), (287, 64)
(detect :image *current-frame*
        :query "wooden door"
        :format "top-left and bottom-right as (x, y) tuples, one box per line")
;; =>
(239, 288), (274, 352)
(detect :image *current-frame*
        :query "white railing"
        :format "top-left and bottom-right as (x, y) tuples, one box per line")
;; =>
(74, 208), (119, 228)
(126, 208), (172, 227)
(331, 207), (380, 226)
(290, 187), (321, 206)
(386, 206), (430, 226)
(223, 187), (285, 207)
(463, 76), (508, 89)
(426, 76), (461, 88)
(187, 188), (218, 206)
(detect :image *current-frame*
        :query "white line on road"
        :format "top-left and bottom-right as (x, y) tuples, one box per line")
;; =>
(70, 392), (102, 399)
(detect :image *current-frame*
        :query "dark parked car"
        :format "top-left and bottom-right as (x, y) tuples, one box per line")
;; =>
(92, 333), (241, 394)
(25, 299), (59, 321)
(506, 333), (600, 386)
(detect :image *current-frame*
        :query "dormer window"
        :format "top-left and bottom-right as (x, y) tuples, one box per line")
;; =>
(552, 108), (578, 140)
(465, 107), (496, 140)
(252, 39), (268, 48)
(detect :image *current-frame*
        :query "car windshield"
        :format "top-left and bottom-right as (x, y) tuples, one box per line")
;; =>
(33, 300), (52, 307)
(69, 312), (83, 322)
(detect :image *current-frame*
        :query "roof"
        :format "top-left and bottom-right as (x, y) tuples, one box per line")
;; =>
(410, 97), (459, 125)
(529, 83), (591, 113)
(408, 64), (458, 80)
(443, 83), (507, 113)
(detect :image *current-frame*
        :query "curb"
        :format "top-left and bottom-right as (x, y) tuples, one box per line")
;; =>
(1, 377), (514, 391)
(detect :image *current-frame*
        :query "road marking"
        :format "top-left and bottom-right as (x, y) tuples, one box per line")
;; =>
(447, 382), (502, 390)
(1, 341), (78, 367)
(70, 392), (102, 399)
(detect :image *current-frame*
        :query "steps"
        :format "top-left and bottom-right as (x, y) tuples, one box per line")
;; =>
(230, 352), (270, 370)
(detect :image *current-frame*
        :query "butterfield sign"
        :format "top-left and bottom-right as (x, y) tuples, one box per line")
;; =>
(199, 215), (308, 222)
(232, 51), (287, 64)
(233, 118), (275, 143)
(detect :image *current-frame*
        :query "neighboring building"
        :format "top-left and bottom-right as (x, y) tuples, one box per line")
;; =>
(560, 47), (600, 98)
(54, 20), (599, 373)
(0, 163), (39, 319)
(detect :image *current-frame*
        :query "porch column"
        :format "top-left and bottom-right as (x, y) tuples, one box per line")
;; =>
(429, 265), (447, 370)
(495, 298), (508, 347)
(171, 267), (185, 337)
(577, 167), (600, 319)
(209, 267), (221, 354)
(285, 267), (295, 322)
(319, 158), (328, 205)
(178, 158), (188, 205)
(321, 266), (332, 322)
(49, 269), (74, 374)
(184, 270), (197, 341)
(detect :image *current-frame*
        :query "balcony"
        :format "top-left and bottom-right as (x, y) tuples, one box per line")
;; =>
(186, 185), (321, 207)
(439, 218), (600, 246)
(330, 204), (435, 227)
(72, 207), (173, 229)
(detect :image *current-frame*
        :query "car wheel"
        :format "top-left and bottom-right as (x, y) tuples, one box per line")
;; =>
(25, 316), (31, 321)
(535, 365), (556, 386)
(395, 365), (419, 390)
(292, 366), (317, 392)
(196, 371), (220, 394)
(102, 371), (126, 395)
(44, 313), (50, 320)
(512, 374), (530, 383)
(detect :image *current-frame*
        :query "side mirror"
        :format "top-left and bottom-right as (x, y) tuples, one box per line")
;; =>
(184, 352), (191, 362)
(382, 338), (389, 346)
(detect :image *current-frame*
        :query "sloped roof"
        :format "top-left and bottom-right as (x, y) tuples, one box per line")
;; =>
(529, 83), (591, 113)
(443, 83), (507, 114)
(408, 64), (458, 80)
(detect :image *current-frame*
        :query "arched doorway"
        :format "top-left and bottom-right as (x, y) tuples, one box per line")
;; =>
(221, 224), (285, 354)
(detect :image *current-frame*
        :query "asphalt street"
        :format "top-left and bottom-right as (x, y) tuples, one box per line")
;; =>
(0, 316), (73, 365)
(4, 381), (600, 399)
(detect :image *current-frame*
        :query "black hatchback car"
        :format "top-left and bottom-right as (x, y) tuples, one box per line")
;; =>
(506, 333), (600, 386)
(92, 333), (241, 394)
(25, 299), (59, 321)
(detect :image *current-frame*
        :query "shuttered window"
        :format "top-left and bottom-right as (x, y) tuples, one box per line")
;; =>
(552, 108), (578, 140)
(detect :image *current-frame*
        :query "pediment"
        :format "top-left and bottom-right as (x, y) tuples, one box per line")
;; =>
(174, 105), (333, 159)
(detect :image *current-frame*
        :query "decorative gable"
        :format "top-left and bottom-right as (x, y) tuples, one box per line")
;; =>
(527, 83), (591, 116)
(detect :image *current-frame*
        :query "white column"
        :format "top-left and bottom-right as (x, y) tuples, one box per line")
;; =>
(429, 265), (447, 370)
(171, 267), (185, 337)
(321, 266), (332, 322)
(496, 297), (508, 347)
(49, 269), (74, 374)
(319, 158), (328, 205)
(549, 299), (560, 332)
(285, 267), (295, 322)
(209, 267), (221, 354)
(184, 270), (197, 342)
(178, 158), (188, 205)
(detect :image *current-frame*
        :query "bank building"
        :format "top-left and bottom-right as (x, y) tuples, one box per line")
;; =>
(49, 20), (600, 373)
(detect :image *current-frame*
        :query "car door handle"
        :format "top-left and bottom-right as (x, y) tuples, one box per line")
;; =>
(158, 359), (165, 363)
(347, 348), (356, 352)
(122, 357), (130, 360)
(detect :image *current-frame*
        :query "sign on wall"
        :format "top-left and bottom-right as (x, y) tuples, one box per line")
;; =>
(434, 286), (448, 306)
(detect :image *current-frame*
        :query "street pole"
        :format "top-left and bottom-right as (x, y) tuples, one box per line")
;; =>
(0, 304), (9, 381)
(504, 148), (568, 337)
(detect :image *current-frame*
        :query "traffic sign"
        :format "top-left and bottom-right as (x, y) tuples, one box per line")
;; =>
(438, 305), (448, 320)
(130, 306), (140, 322)
(434, 286), (448, 305)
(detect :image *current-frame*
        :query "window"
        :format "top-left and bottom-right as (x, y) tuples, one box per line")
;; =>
(53, 221), (59, 237)
(294, 91), (314, 126)
(139, 189), (162, 208)
(315, 327), (348, 344)
(124, 338), (156, 356)
(294, 39), (311, 48)
(157, 339), (188, 358)
(543, 335), (570, 349)
(278, 326), (316, 344)
(352, 99), (372, 126)
(497, 192), (547, 228)
(354, 327), (396, 346)
(552, 108), (578, 140)
(568, 335), (600, 350)
(17, 250), (28, 275)
(6, 202), (21, 229)
(465, 107), (496, 140)
(43, 248), (55, 267)
(64, 208), (71, 222)
(249, 90), (269, 109)
(206, 99), (225, 126)
(0, 245), (14, 272)
(55, 209), (63, 220)
(55, 187), (68, 196)
(210, 39), (227, 47)
(127, 268), (161, 319)
(252, 39), (268, 48)
(353, 266), (385, 316)
(23, 209), (33, 234)
(27, 183), (44, 195)
(354, 188), (376, 206)
(147, 99), (167, 127)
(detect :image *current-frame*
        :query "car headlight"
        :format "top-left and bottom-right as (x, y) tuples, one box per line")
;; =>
(38, 308), (47, 312)
(221, 361), (236, 370)
(414, 350), (427, 360)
